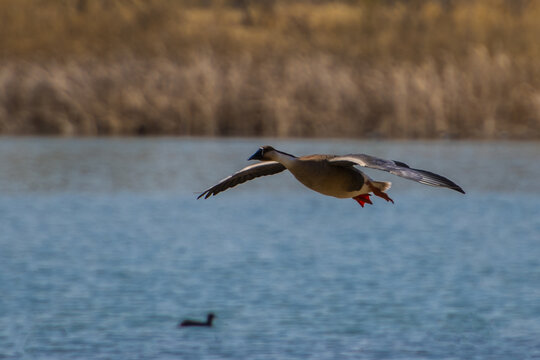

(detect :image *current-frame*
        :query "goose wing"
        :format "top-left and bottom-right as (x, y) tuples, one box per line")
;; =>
(329, 154), (465, 194)
(198, 161), (286, 199)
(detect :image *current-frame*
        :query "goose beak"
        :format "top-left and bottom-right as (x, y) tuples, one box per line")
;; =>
(248, 149), (263, 161)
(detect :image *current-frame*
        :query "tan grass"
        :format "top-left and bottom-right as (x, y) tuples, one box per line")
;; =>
(1, 49), (538, 138)
(0, 0), (539, 138)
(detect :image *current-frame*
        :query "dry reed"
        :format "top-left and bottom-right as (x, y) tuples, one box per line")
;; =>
(0, 0), (539, 138)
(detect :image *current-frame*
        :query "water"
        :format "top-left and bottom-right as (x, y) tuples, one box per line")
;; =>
(0, 138), (539, 359)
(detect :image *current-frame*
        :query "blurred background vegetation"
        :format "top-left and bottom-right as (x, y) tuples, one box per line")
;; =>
(0, 0), (539, 138)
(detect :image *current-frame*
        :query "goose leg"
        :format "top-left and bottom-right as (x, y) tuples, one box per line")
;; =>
(371, 188), (394, 204)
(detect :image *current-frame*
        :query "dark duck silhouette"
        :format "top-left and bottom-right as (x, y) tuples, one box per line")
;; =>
(178, 313), (216, 327)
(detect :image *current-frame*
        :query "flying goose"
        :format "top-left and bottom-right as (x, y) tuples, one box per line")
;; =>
(178, 313), (216, 327)
(198, 146), (465, 206)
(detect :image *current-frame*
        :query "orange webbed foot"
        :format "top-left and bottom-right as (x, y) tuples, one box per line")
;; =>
(353, 194), (373, 207)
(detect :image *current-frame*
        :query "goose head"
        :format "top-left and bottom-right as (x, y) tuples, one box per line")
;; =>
(248, 146), (276, 161)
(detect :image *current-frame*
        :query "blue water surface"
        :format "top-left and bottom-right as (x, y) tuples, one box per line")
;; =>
(0, 138), (539, 359)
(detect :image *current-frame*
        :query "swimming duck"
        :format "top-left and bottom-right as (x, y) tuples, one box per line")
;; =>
(198, 146), (465, 207)
(178, 313), (216, 327)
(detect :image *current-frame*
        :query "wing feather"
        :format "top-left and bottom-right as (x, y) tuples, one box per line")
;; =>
(198, 161), (286, 199)
(329, 154), (465, 194)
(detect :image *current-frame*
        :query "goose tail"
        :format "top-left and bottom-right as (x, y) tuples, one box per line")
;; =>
(370, 180), (392, 192)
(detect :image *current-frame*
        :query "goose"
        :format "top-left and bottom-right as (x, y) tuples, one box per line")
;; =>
(178, 313), (216, 327)
(198, 146), (465, 207)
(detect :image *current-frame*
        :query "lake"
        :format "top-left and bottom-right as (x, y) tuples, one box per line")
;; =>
(0, 138), (539, 359)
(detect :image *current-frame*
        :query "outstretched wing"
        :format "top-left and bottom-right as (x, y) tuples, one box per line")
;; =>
(329, 154), (465, 194)
(198, 161), (287, 199)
